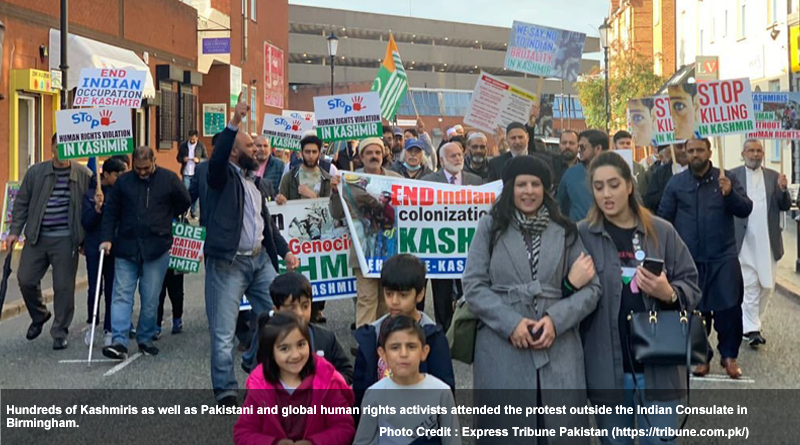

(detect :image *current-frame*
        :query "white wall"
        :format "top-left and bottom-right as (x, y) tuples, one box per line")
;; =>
(676, 0), (792, 175)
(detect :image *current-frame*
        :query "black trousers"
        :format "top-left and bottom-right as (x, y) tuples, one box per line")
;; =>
(697, 259), (744, 362)
(430, 279), (462, 332)
(703, 306), (743, 361)
(157, 269), (184, 326)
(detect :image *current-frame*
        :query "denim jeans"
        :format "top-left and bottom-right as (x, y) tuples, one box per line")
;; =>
(595, 373), (679, 445)
(110, 251), (171, 348)
(205, 251), (276, 400)
(183, 175), (197, 214)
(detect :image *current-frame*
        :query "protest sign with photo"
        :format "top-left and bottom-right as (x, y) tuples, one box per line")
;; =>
(337, 172), (502, 278)
(747, 92), (800, 140)
(532, 93), (555, 137)
(55, 107), (134, 160)
(1, 182), (20, 242)
(313, 92), (382, 142)
(262, 113), (314, 151)
(463, 72), (539, 135)
(169, 223), (206, 274)
(504, 21), (586, 82)
(668, 78), (755, 140)
(73, 68), (146, 108)
(268, 199), (356, 301)
(628, 95), (679, 146)
(282, 110), (317, 128)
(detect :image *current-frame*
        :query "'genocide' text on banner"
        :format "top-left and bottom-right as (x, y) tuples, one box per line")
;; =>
(337, 172), (503, 278)
(262, 113), (314, 152)
(314, 92), (382, 142)
(73, 68), (146, 108)
(169, 223), (206, 274)
(282, 110), (317, 129)
(504, 21), (586, 82)
(668, 78), (755, 140)
(268, 199), (356, 301)
(628, 95), (680, 147)
(747, 92), (800, 140)
(463, 72), (539, 135)
(55, 107), (134, 160)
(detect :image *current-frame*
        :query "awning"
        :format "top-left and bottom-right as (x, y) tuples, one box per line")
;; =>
(49, 29), (156, 98)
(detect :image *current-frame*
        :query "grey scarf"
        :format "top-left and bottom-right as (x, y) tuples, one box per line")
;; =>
(514, 206), (550, 280)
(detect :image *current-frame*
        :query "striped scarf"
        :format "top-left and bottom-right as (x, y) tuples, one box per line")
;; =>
(514, 207), (550, 280)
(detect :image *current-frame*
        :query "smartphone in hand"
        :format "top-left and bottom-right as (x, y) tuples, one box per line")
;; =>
(642, 257), (664, 276)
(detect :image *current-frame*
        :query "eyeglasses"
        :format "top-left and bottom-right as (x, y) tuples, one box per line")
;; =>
(578, 143), (591, 151)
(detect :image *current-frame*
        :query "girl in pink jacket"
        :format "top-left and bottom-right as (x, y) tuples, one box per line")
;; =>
(234, 312), (355, 445)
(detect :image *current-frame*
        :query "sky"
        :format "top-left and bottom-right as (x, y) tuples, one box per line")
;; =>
(288, 0), (609, 37)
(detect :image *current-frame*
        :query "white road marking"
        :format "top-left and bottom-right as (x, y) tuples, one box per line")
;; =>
(59, 359), (118, 364)
(103, 353), (142, 376)
(691, 374), (755, 384)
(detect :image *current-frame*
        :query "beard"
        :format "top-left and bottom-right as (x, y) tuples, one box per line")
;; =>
(238, 152), (259, 171)
(690, 158), (710, 174)
(744, 158), (762, 170)
(443, 159), (464, 174)
(561, 151), (577, 162)
(470, 155), (485, 164)
(303, 158), (318, 169)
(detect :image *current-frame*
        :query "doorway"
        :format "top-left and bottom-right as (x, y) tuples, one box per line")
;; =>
(17, 94), (41, 179)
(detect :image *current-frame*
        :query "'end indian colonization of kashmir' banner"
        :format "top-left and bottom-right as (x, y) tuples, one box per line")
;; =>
(463, 71), (539, 135)
(169, 223), (206, 273)
(73, 68), (147, 108)
(668, 78), (755, 140)
(747, 92), (800, 140)
(337, 173), (503, 279)
(55, 107), (134, 160)
(628, 95), (680, 147)
(262, 113), (315, 152)
(504, 21), (586, 82)
(313, 92), (382, 142)
(268, 198), (356, 302)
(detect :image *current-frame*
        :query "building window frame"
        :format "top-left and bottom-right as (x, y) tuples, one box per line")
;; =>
(157, 81), (176, 150)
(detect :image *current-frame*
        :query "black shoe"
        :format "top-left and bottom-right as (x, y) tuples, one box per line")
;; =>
(241, 360), (252, 374)
(53, 338), (68, 350)
(350, 322), (356, 331)
(190, 211), (197, 219)
(138, 343), (159, 356)
(102, 344), (129, 360)
(313, 311), (327, 323)
(218, 395), (238, 408)
(748, 332), (766, 348)
(26, 312), (52, 340)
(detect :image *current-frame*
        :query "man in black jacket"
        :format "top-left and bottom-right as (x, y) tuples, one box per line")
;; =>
(100, 146), (191, 360)
(644, 142), (688, 212)
(204, 101), (299, 407)
(176, 130), (208, 219)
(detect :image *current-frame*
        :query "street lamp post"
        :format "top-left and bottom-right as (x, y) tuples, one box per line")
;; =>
(599, 18), (610, 135)
(326, 32), (339, 96)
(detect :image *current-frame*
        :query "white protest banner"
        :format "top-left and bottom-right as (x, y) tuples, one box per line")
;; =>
(504, 21), (586, 82)
(73, 68), (146, 108)
(628, 95), (679, 147)
(169, 223), (206, 273)
(463, 71), (539, 134)
(668, 78), (755, 140)
(337, 173), (503, 278)
(268, 198), (356, 301)
(55, 107), (133, 160)
(282, 110), (317, 128)
(747, 92), (800, 140)
(262, 113), (314, 152)
(313, 92), (382, 142)
(230, 65), (242, 108)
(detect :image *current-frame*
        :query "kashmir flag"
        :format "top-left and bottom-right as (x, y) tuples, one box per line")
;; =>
(371, 34), (408, 121)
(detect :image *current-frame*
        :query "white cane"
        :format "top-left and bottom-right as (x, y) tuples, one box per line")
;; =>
(87, 247), (106, 367)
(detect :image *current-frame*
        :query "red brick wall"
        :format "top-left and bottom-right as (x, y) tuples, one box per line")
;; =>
(123, 0), (197, 59)
(660, 0), (677, 77)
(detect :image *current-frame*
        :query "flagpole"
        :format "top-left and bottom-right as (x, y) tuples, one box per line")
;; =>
(408, 88), (421, 121)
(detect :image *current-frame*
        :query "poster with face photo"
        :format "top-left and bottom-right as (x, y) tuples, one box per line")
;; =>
(627, 95), (679, 147)
(668, 79), (755, 139)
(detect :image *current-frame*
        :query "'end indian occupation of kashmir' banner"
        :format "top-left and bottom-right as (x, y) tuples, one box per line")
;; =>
(313, 92), (382, 142)
(73, 68), (146, 108)
(463, 71), (539, 135)
(504, 21), (586, 82)
(55, 107), (134, 160)
(747, 92), (800, 139)
(262, 113), (314, 152)
(169, 223), (206, 273)
(628, 95), (679, 147)
(668, 78), (755, 140)
(337, 173), (503, 279)
(268, 198), (356, 301)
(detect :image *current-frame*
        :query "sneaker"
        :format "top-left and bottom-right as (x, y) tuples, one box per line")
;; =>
(172, 318), (183, 334)
(102, 344), (129, 360)
(138, 343), (159, 356)
(748, 332), (766, 349)
(153, 327), (162, 341)
(103, 331), (113, 347)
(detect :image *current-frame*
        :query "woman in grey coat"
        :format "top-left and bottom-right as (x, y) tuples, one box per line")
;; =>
(462, 156), (601, 445)
(578, 152), (701, 445)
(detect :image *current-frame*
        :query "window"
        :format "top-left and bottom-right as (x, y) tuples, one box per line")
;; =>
(398, 91), (442, 116)
(724, 10), (729, 37)
(700, 30), (704, 54)
(654, 0), (661, 25)
(158, 81), (176, 149)
(552, 96), (585, 119)
(739, 3), (746, 39)
(251, 0), (257, 21)
(442, 92), (471, 116)
(770, 0), (779, 23)
(179, 86), (197, 142)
